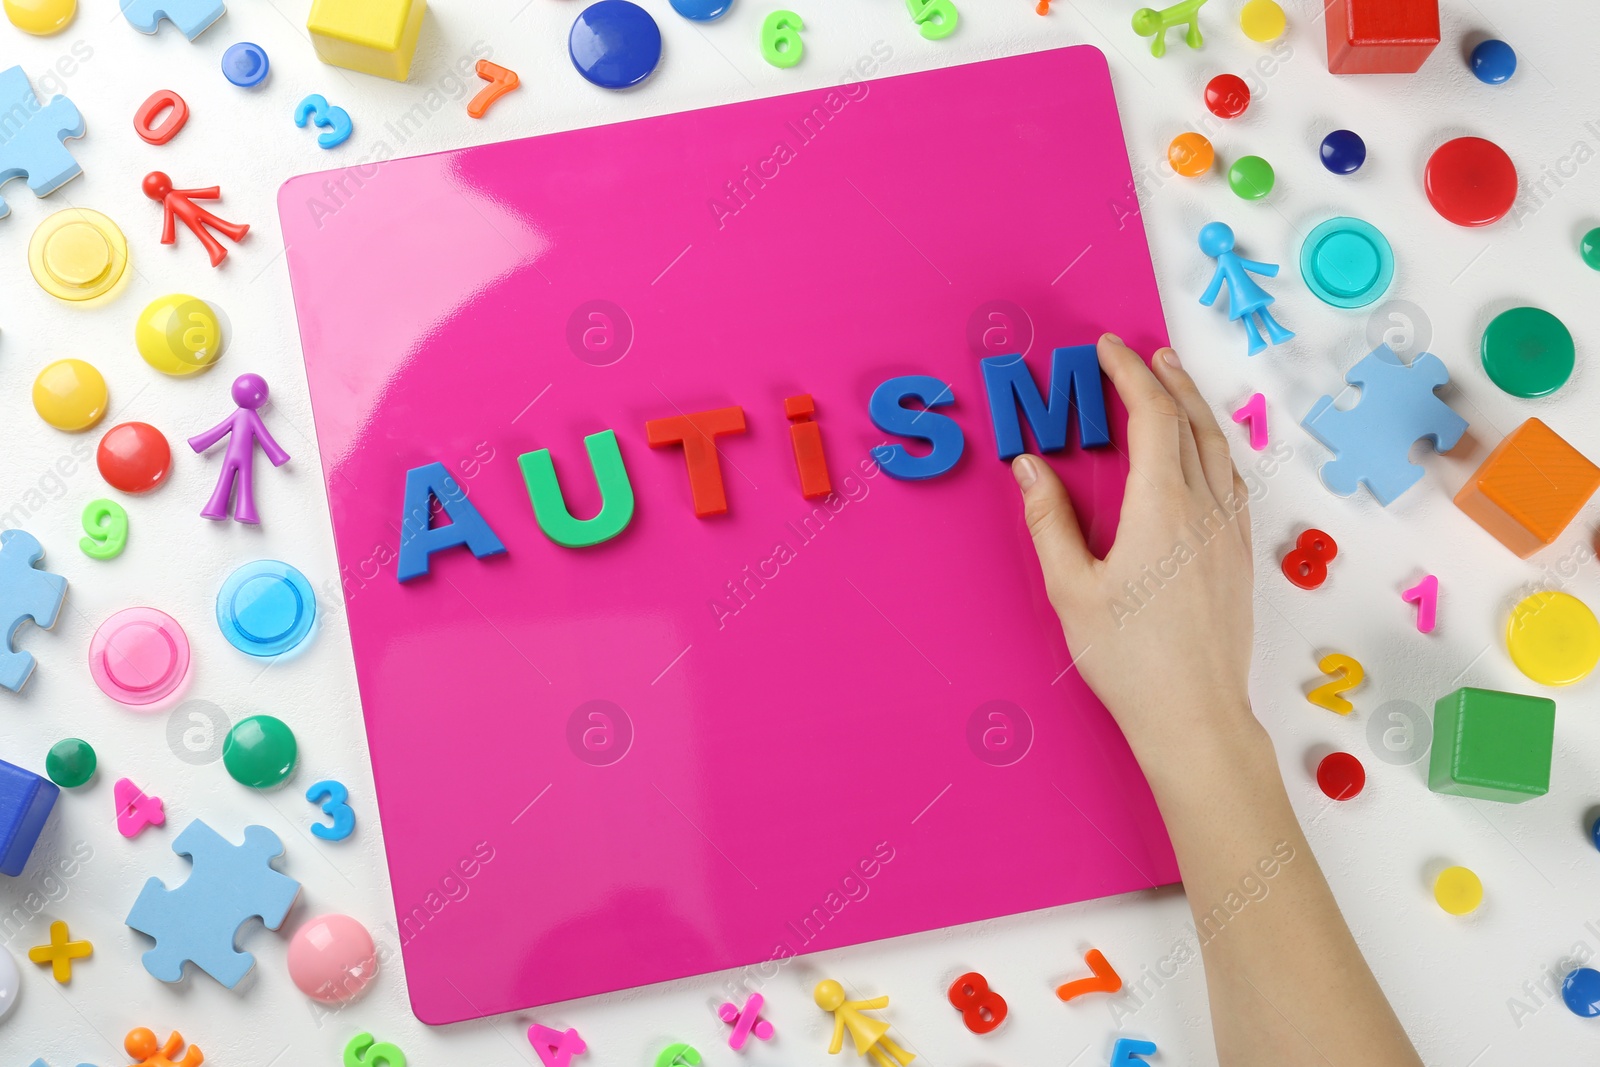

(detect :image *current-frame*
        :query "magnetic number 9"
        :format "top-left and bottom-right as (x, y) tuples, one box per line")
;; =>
(80, 499), (128, 560)
(761, 11), (805, 68)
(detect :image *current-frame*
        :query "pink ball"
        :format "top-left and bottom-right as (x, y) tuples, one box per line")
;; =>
(286, 914), (378, 1003)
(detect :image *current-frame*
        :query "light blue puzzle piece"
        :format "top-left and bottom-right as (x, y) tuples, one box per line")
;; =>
(120, 0), (225, 39)
(0, 66), (86, 221)
(30, 1060), (100, 1067)
(1302, 345), (1468, 506)
(125, 820), (301, 988)
(0, 529), (68, 693)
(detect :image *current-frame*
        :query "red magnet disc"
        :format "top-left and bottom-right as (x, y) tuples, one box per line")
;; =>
(1316, 751), (1366, 801)
(1205, 74), (1250, 119)
(1425, 137), (1517, 227)
(97, 421), (172, 493)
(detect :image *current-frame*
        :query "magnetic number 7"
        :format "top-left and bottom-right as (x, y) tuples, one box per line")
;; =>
(1307, 653), (1364, 715)
(307, 779), (356, 840)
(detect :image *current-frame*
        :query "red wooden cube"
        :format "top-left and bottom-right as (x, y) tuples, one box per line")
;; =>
(1325, 0), (1440, 75)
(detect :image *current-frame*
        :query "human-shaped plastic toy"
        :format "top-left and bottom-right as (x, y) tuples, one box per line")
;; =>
(126, 1027), (203, 1067)
(188, 374), (289, 525)
(142, 171), (248, 267)
(814, 979), (915, 1067)
(1198, 221), (1294, 356)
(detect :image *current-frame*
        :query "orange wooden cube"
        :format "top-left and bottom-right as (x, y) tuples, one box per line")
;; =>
(1454, 418), (1600, 558)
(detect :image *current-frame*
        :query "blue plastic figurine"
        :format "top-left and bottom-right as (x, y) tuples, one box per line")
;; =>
(1198, 221), (1293, 356)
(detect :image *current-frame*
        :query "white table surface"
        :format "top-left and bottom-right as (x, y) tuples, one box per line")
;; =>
(2, 1), (1597, 1064)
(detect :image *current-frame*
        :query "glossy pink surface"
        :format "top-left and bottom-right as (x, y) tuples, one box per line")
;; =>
(280, 45), (1177, 1024)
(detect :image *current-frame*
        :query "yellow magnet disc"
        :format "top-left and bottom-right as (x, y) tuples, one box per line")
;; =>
(32, 358), (108, 432)
(29, 209), (129, 303)
(1506, 591), (1600, 686)
(136, 294), (225, 376)
(4, 0), (75, 35)
(1433, 866), (1483, 916)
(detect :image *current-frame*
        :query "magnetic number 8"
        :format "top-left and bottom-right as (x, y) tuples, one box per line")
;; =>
(1281, 528), (1337, 590)
(947, 971), (1007, 1034)
(761, 11), (805, 69)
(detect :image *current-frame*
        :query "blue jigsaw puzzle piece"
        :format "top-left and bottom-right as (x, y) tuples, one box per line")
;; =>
(1301, 345), (1468, 506)
(30, 1060), (100, 1067)
(0, 529), (68, 693)
(125, 820), (301, 988)
(0, 67), (86, 221)
(0, 758), (59, 877)
(120, 0), (225, 39)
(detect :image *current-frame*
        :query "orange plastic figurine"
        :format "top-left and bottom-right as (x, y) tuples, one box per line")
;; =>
(142, 172), (249, 267)
(126, 1028), (203, 1067)
(1454, 417), (1600, 558)
(814, 979), (915, 1066)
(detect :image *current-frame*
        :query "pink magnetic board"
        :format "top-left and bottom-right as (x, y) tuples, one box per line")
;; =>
(279, 44), (1178, 1025)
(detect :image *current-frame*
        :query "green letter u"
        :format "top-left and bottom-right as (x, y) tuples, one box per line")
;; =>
(518, 429), (635, 548)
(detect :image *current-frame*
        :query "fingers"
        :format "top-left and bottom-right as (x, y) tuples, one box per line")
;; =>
(1151, 345), (1240, 506)
(1013, 453), (1094, 603)
(1096, 334), (1184, 493)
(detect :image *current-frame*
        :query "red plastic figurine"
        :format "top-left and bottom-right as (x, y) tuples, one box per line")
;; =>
(143, 171), (249, 267)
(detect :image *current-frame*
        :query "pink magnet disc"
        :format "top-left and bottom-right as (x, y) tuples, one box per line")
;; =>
(89, 607), (192, 708)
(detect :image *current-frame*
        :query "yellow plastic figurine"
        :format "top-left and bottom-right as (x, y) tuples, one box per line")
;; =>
(814, 979), (915, 1067)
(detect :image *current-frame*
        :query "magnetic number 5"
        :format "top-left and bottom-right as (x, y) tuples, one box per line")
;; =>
(1307, 653), (1364, 715)
(761, 11), (805, 68)
(294, 94), (353, 149)
(307, 779), (356, 841)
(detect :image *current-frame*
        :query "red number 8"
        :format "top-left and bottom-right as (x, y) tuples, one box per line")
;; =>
(1281, 528), (1337, 590)
(947, 971), (1007, 1034)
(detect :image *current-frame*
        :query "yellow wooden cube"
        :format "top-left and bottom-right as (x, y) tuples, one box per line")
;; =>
(307, 0), (426, 82)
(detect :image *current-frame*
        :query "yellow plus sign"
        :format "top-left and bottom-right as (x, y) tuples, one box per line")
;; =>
(28, 920), (93, 982)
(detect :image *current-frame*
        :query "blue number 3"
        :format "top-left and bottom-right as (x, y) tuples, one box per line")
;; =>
(294, 94), (353, 149)
(307, 779), (356, 840)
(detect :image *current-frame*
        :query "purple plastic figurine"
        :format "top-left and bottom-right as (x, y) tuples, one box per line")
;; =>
(188, 374), (289, 525)
(1198, 221), (1294, 356)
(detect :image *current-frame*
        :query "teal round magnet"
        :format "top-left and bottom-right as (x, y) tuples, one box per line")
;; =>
(1299, 216), (1393, 309)
(669, 0), (731, 19)
(570, 0), (663, 90)
(217, 560), (316, 657)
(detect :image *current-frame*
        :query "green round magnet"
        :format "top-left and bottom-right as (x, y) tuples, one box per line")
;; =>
(1481, 307), (1574, 398)
(1299, 216), (1394, 309)
(1582, 227), (1600, 271)
(222, 714), (298, 789)
(1228, 155), (1275, 200)
(46, 738), (97, 788)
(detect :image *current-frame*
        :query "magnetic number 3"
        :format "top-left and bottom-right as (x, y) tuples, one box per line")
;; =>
(295, 94), (353, 149)
(307, 779), (356, 841)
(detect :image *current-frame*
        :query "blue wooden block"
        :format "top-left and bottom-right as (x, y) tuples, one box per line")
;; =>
(981, 344), (1110, 459)
(1301, 345), (1467, 506)
(125, 819), (301, 987)
(0, 758), (60, 877)
(868, 375), (965, 480)
(119, 0), (225, 39)
(0, 67), (86, 221)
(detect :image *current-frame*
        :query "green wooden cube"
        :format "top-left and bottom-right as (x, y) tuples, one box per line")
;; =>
(1428, 687), (1555, 803)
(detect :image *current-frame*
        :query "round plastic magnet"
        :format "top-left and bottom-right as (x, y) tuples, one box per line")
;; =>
(136, 293), (224, 376)
(4, 0), (74, 35)
(32, 358), (108, 432)
(45, 738), (96, 788)
(1470, 39), (1516, 84)
(217, 560), (316, 657)
(1480, 307), (1574, 399)
(1506, 591), (1600, 686)
(1204, 74), (1249, 119)
(1319, 129), (1366, 174)
(222, 41), (270, 87)
(97, 421), (172, 494)
(1167, 132), (1213, 177)
(570, 0), (662, 90)
(1565, 968), (1600, 1018)
(1433, 865), (1483, 915)
(1239, 0), (1285, 42)
(1582, 227), (1600, 270)
(223, 714), (298, 788)
(287, 914), (378, 1003)
(28, 209), (129, 303)
(0, 944), (16, 1019)
(1425, 137), (1517, 227)
(89, 607), (192, 708)
(1315, 751), (1365, 800)
(668, 0), (730, 20)
(1228, 155), (1275, 200)
(1299, 216), (1394, 309)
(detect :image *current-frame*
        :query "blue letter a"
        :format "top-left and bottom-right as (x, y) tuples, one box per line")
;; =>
(396, 462), (507, 582)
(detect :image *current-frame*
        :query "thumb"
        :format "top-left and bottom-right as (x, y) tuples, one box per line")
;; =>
(1012, 454), (1094, 603)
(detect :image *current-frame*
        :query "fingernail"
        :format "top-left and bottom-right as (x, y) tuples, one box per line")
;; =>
(1101, 332), (1124, 346)
(1012, 454), (1038, 490)
(1160, 347), (1182, 368)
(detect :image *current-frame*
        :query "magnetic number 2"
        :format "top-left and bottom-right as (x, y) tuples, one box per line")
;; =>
(947, 971), (1007, 1034)
(1307, 654), (1364, 715)
(307, 779), (356, 841)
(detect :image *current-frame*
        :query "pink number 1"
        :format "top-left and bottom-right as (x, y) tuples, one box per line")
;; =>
(1402, 574), (1438, 634)
(1231, 392), (1267, 451)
